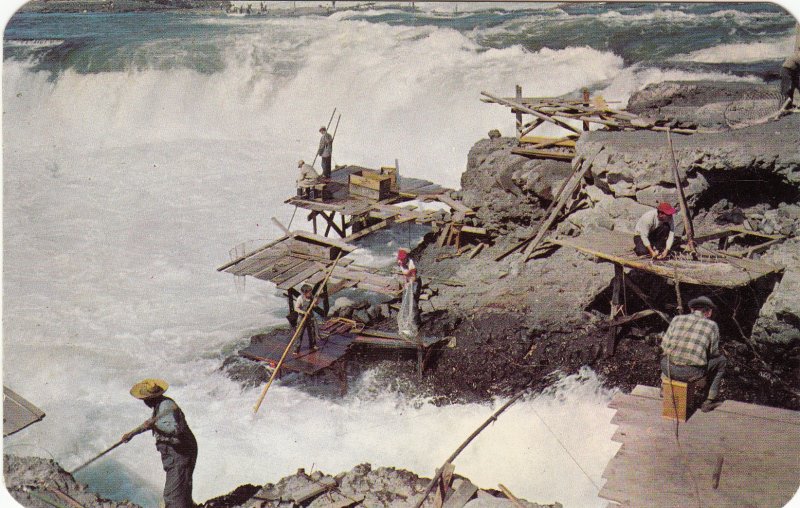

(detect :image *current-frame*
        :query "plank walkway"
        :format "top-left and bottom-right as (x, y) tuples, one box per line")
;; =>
(240, 332), (354, 375)
(600, 385), (800, 507)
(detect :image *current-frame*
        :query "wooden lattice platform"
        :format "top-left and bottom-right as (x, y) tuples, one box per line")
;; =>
(551, 229), (783, 288)
(601, 385), (800, 507)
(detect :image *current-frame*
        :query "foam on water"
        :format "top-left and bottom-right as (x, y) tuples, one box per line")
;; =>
(671, 35), (796, 64)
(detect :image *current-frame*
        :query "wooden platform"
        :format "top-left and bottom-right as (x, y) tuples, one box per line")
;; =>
(551, 230), (783, 288)
(217, 231), (401, 296)
(3, 386), (45, 437)
(240, 332), (355, 375)
(600, 385), (800, 507)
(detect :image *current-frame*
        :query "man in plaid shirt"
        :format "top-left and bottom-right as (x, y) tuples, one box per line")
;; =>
(661, 296), (727, 412)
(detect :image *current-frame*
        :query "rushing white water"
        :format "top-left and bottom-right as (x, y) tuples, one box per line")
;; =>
(3, 3), (796, 507)
(671, 35), (797, 64)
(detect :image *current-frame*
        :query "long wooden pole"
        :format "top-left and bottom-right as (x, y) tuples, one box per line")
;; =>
(412, 388), (528, 508)
(70, 427), (140, 474)
(666, 129), (696, 254)
(253, 253), (343, 414)
(481, 91), (582, 134)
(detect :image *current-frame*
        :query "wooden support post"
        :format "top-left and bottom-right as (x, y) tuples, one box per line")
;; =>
(605, 263), (624, 357)
(417, 346), (424, 380)
(338, 358), (348, 396)
(312, 212), (318, 235)
(624, 276), (671, 325)
(287, 288), (299, 327)
(515, 84), (523, 138)
(673, 270), (683, 313)
(341, 214), (346, 237)
(582, 88), (590, 132)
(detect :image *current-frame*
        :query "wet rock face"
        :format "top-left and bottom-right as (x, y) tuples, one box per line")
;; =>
(627, 80), (783, 131)
(753, 238), (800, 346)
(461, 138), (572, 235)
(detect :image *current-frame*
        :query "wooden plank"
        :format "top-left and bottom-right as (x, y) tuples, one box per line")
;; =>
(217, 235), (291, 272)
(250, 256), (307, 280)
(271, 260), (316, 286)
(468, 243), (485, 259)
(293, 231), (356, 252)
(442, 480), (478, 508)
(287, 476), (337, 503)
(436, 194), (474, 215)
(460, 225), (486, 235)
(344, 218), (393, 242)
(522, 158), (592, 259)
(511, 147), (575, 160)
(277, 262), (326, 290)
(518, 135), (578, 147)
(438, 223), (452, 247)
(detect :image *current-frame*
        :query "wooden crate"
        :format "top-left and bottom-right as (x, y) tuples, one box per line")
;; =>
(661, 376), (704, 422)
(380, 166), (398, 192)
(349, 170), (392, 201)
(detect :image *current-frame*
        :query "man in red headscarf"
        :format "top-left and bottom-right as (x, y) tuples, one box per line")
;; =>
(634, 202), (678, 259)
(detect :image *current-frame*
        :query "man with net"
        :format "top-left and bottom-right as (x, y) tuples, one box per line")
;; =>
(396, 248), (421, 338)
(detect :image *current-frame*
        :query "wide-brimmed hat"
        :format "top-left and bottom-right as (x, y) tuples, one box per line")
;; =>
(657, 202), (677, 216)
(688, 296), (716, 311)
(130, 379), (168, 400)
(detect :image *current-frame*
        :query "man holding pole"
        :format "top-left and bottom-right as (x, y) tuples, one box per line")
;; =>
(293, 283), (320, 356)
(317, 126), (334, 179)
(122, 379), (197, 508)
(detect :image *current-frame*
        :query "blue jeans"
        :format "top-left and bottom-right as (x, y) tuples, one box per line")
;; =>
(661, 355), (727, 400)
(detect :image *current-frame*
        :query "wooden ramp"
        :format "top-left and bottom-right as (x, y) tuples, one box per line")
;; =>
(551, 230), (783, 288)
(3, 386), (45, 437)
(600, 385), (800, 507)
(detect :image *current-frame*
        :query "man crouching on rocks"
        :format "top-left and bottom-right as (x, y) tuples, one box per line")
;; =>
(634, 202), (679, 259)
(660, 297), (727, 412)
(123, 379), (198, 508)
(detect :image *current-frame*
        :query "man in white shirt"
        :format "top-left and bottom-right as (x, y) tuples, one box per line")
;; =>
(293, 283), (319, 355)
(634, 202), (678, 259)
(781, 49), (800, 108)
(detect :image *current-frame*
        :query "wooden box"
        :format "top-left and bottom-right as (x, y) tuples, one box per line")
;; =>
(661, 376), (704, 422)
(380, 166), (398, 193)
(349, 170), (392, 201)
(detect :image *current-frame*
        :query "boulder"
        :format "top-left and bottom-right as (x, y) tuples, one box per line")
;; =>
(752, 238), (800, 345)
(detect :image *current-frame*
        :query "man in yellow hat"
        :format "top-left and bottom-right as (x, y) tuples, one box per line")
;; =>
(122, 379), (197, 508)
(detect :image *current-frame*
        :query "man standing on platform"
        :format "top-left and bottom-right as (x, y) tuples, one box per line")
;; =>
(397, 249), (421, 335)
(634, 202), (678, 259)
(293, 283), (319, 355)
(780, 48), (800, 109)
(122, 379), (198, 508)
(317, 126), (333, 179)
(660, 296), (727, 412)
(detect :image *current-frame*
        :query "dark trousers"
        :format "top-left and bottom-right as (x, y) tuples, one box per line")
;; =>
(321, 157), (332, 179)
(780, 66), (799, 106)
(295, 317), (318, 352)
(634, 222), (673, 256)
(661, 355), (727, 400)
(158, 438), (197, 508)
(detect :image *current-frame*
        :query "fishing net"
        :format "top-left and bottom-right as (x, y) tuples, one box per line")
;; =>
(724, 89), (784, 129)
(397, 282), (419, 340)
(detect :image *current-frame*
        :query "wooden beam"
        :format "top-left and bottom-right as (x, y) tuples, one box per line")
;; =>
(519, 118), (544, 137)
(482, 91), (582, 134)
(343, 218), (392, 242)
(605, 263), (624, 357)
(522, 158), (592, 259)
(624, 276), (672, 325)
(511, 147), (575, 160)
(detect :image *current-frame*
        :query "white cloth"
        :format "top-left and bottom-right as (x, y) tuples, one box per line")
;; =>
(635, 208), (675, 251)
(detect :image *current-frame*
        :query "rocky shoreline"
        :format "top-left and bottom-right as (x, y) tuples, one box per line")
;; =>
(4, 455), (561, 508)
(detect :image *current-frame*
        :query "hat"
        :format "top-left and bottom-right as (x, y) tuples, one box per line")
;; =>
(397, 248), (408, 261)
(301, 283), (312, 293)
(319, 126), (326, 132)
(130, 379), (168, 400)
(657, 202), (677, 216)
(688, 296), (716, 311)
(297, 160), (305, 167)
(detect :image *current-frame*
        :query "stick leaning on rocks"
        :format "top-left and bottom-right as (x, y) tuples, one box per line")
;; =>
(253, 252), (343, 414)
(412, 387), (529, 508)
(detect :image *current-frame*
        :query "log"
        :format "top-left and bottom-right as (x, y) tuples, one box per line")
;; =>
(522, 158), (592, 260)
(497, 484), (526, 508)
(667, 129), (696, 253)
